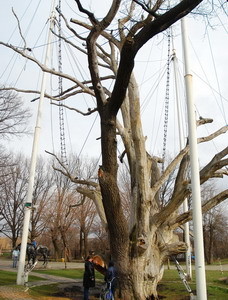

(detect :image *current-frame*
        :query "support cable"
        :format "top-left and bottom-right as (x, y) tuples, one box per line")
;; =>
(158, 230), (194, 297)
(161, 27), (172, 173)
(57, 0), (68, 166)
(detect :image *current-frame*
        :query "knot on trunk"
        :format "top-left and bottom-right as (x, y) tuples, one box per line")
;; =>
(136, 236), (148, 254)
(98, 166), (104, 178)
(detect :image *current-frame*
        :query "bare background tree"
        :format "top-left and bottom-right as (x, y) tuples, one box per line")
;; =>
(0, 89), (31, 139)
(201, 183), (228, 264)
(0, 154), (29, 247)
(0, 88), (31, 237)
(29, 158), (55, 242)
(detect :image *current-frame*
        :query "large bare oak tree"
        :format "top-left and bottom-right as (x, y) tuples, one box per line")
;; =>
(1, 1), (227, 298)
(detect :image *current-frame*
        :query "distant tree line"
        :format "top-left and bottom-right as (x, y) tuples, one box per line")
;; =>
(0, 152), (109, 260)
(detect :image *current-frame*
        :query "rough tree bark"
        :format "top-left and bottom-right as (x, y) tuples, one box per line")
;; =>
(1, 1), (227, 298)
(71, 1), (227, 298)
(77, 1), (203, 298)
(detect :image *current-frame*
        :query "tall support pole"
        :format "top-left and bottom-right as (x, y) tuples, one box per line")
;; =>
(173, 50), (192, 280)
(181, 17), (207, 299)
(17, 0), (56, 285)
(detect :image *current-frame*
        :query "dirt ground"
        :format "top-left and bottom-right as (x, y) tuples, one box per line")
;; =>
(0, 283), (102, 300)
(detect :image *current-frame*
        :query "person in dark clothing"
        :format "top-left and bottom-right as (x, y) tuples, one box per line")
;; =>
(31, 240), (37, 249)
(83, 255), (95, 300)
(105, 261), (118, 297)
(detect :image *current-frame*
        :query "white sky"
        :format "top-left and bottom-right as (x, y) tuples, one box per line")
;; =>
(0, 0), (227, 189)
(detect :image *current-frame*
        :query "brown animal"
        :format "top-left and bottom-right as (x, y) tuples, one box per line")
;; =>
(92, 255), (107, 275)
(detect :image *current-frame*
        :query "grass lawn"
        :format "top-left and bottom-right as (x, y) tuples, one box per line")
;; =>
(209, 259), (228, 265)
(160, 269), (228, 299)
(33, 268), (84, 279)
(0, 267), (227, 299)
(28, 283), (61, 298)
(32, 268), (228, 299)
(32, 268), (104, 280)
(0, 270), (47, 285)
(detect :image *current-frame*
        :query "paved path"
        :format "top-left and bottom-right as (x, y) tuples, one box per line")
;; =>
(2, 259), (228, 272)
(0, 259), (102, 299)
(0, 259), (227, 299)
(0, 259), (84, 271)
(0, 259), (86, 287)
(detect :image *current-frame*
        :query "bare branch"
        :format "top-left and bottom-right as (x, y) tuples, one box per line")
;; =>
(151, 146), (189, 195)
(202, 189), (228, 213)
(133, 0), (159, 18)
(70, 18), (120, 48)
(0, 86), (40, 95)
(12, 8), (27, 50)
(51, 102), (97, 116)
(200, 147), (228, 184)
(212, 169), (228, 177)
(110, 0), (204, 115)
(134, 0), (204, 49)
(76, 186), (107, 229)
(159, 241), (187, 257)
(31, 86), (95, 102)
(51, 28), (87, 55)
(45, 150), (71, 177)
(196, 117), (213, 126)
(56, 7), (116, 70)
(74, 0), (98, 25)
(45, 150), (99, 188)
(173, 189), (228, 226)
(65, 195), (86, 217)
(0, 41), (94, 95)
(154, 144), (228, 226)
(56, 6), (87, 42)
(198, 125), (228, 144)
(171, 152), (190, 201)
(118, 1), (136, 40)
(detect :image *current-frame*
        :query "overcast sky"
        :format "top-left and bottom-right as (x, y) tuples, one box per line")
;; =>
(1, 1), (227, 190)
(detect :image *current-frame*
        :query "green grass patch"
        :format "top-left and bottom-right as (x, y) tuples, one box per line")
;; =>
(207, 285), (228, 300)
(1, 267), (227, 299)
(0, 269), (47, 285)
(33, 268), (103, 280)
(33, 268), (83, 279)
(170, 259), (228, 267)
(0, 253), (11, 260)
(209, 259), (228, 265)
(29, 284), (60, 298)
(160, 269), (228, 299)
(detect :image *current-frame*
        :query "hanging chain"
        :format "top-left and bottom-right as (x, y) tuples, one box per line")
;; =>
(162, 27), (172, 174)
(58, 0), (68, 165)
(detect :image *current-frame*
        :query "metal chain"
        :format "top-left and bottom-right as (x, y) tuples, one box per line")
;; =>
(162, 27), (172, 174)
(58, 0), (68, 165)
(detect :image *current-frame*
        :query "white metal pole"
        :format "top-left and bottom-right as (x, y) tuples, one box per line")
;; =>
(181, 17), (207, 299)
(173, 50), (192, 280)
(17, 0), (56, 285)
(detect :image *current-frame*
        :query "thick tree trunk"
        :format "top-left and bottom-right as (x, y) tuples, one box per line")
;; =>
(12, 235), (17, 248)
(208, 226), (214, 264)
(84, 232), (89, 257)
(52, 235), (61, 260)
(117, 227), (185, 299)
(97, 92), (183, 298)
(79, 228), (83, 258)
(130, 255), (164, 299)
(84, 2), (206, 298)
(59, 228), (72, 262)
